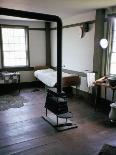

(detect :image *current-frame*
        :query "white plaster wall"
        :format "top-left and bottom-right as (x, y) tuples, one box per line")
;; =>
(0, 19), (46, 82)
(20, 71), (36, 82)
(29, 30), (46, 67)
(51, 30), (57, 67)
(51, 11), (96, 92)
(62, 24), (95, 72)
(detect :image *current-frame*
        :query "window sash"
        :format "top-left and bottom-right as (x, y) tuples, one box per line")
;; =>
(0, 25), (29, 68)
(109, 18), (116, 75)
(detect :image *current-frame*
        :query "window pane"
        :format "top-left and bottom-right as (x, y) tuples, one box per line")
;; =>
(112, 42), (116, 52)
(2, 28), (8, 36)
(110, 64), (116, 74)
(14, 37), (19, 43)
(8, 28), (14, 36)
(114, 19), (116, 30)
(3, 44), (9, 51)
(113, 31), (116, 41)
(14, 44), (26, 51)
(2, 34), (9, 43)
(110, 53), (116, 63)
(4, 52), (10, 59)
(10, 52), (15, 59)
(4, 59), (15, 67)
(8, 37), (14, 43)
(14, 29), (25, 36)
(19, 37), (25, 43)
(14, 52), (26, 59)
(15, 59), (26, 66)
(20, 59), (26, 66)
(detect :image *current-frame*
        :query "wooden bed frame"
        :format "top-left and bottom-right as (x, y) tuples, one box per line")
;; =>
(34, 66), (80, 89)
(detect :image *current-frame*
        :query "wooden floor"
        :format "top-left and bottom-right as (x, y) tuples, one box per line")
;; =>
(0, 87), (116, 155)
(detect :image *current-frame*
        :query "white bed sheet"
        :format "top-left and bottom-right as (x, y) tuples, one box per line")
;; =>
(34, 68), (73, 87)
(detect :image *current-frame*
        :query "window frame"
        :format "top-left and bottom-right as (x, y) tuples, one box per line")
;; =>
(109, 17), (116, 75)
(0, 24), (30, 69)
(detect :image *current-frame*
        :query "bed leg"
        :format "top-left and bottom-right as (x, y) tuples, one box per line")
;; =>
(46, 108), (48, 116)
(57, 116), (59, 126)
(76, 85), (78, 96)
(45, 85), (47, 92)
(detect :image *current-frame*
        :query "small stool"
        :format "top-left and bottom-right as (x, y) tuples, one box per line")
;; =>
(57, 112), (73, 126)
(109, 102), (116, 122)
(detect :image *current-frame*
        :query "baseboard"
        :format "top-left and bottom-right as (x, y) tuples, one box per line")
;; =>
(72, 87), (111, 114)
(20, 81), (44, 88)
(72, 87), (89, 98)
(0, 81), (44, 95)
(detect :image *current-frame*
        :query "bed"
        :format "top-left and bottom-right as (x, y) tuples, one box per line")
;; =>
(34, 66), (80, 88)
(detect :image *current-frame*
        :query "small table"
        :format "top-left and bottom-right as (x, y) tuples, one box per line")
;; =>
(0, 72), (20, 92)
(93, 77), (116, 109)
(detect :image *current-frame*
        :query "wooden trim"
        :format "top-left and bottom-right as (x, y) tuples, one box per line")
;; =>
(0, 24), (28, 28)
(29, 28), (45, 31)
(51, 66), (87, 77)
(0, 19), (98, 31)
(0, 20), (95, 31)
(0, 26), (3, 68)
(0, 25), (4, 68)
(45, 22), (51, 66)
(0, 20), (95, 32)
(0, 24), (45, 31)
(0, 67), (34, 72)
(51, 20), (95, 30)
(26, 27), (30, 67)
(63, 20), (95, 29)
(108, 13), (116, 17)
(62, 69), (87, 77)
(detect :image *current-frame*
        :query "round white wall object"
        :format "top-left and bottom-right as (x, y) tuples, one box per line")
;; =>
(100, 38), (108, 49)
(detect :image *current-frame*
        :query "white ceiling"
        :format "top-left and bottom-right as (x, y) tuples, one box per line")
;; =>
(0, 0), (116, 19)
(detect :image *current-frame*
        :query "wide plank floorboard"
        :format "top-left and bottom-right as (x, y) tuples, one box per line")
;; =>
(0, 87), (116, 155)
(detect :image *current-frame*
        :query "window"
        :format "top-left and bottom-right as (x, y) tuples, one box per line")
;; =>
(110, 18), (116, 75)
(1, 25), (29, 68)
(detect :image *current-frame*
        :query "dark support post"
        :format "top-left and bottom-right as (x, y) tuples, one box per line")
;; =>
(57, 20), (62, 95)
(45, 22), (51, 67)
(46, 108), (47, 116)
(93, 9), (105, 99)
(57, 116), (58, 126)
(93, 9), (105, 79)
